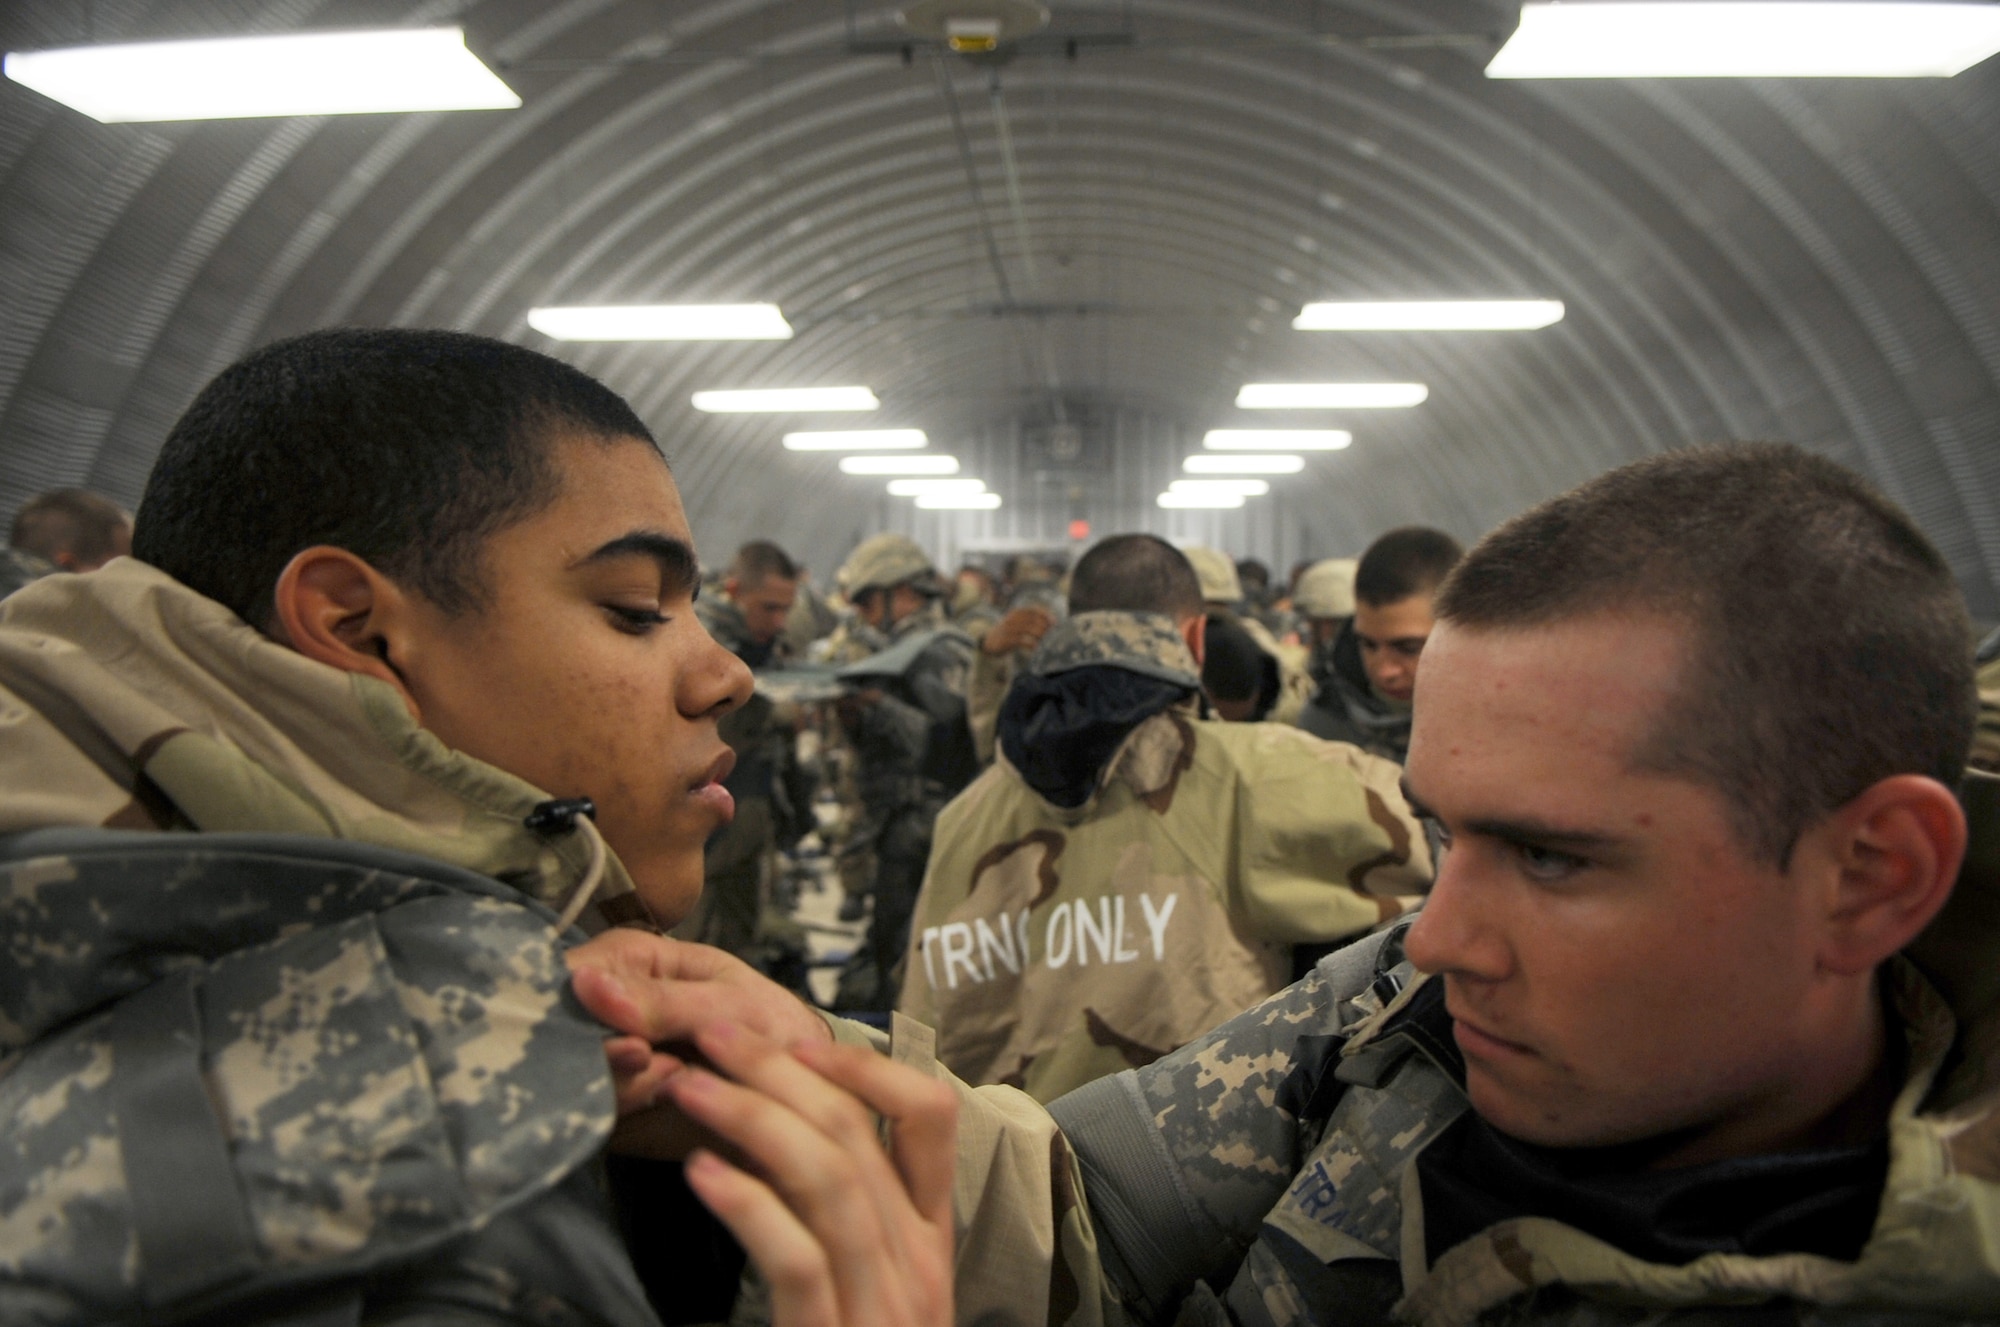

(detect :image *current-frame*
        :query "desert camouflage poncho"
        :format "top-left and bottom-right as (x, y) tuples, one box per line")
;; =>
(898, 610), (1431, 1103)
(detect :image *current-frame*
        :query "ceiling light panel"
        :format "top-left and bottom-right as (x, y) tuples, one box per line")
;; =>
(1159, 492), (1247, 509)
(1488, 3), (2000, 78)
(917, 492), (1003, 509)
(2, 28), (520, 122)
(692, 387), (878, 413)
(887, 478), (985, 496)
(1183, 454), (1306, 475)
(1293, 300), (1564, 330)
(529, 304), (792, 340)
(840, 455), (960, 475)
(1204, 429), (1351, 451)
(1237, 383), (1428, 409)
(1170, 479), (1272, 496)
(785, 429), (927, 451)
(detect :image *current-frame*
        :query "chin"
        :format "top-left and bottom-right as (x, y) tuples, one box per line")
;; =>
(629, 854), (707, 930)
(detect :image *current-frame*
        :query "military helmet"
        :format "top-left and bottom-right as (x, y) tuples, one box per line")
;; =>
(1182, 545), (1243, 604)
(1294, 557), (1358, 619)
(838, 533), (937, 596)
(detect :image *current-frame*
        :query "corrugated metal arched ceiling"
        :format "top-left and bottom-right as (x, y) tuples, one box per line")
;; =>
(1, 1), (1996, 614)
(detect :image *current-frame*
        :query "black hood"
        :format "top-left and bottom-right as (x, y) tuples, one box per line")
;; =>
(996, 664), (1195, 810)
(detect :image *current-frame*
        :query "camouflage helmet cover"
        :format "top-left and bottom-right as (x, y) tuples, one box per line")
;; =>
(838, 533), (936, 596)
(1182, 545), (1243, 604)
(1295, 557), (1358, 618)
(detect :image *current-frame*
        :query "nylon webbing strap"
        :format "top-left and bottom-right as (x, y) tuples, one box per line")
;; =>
(108, 969), (262, 1309)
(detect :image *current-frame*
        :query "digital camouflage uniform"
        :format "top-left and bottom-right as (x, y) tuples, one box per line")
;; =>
(0, 560), (711, 1326)
(897, 611), (1430, 1103)
(891, 768), (2000, 1327)
(832, 596), (977, 1010)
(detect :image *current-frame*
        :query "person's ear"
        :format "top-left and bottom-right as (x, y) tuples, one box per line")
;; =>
(1179, 612), (1206, 667)
(268, 545), (423, 718)
(723, 574), (741, 601)
(1813, 774), (1967, 975)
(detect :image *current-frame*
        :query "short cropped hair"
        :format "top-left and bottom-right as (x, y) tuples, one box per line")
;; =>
(1236, 558), (1272, 594)
(134, 328), (656, 625)
(1355, 527), (1464, 608)
(730, 540), (798, 588)
(1437, 443), (1977, 865)
(1068, 534), (1204, 619)
(10, 488), (130, 565)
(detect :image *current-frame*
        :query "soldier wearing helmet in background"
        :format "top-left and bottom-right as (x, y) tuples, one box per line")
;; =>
(1292, 556), (1358, 693)
(828, 534), (979, 1011)
(1183, 544), (1314, 725)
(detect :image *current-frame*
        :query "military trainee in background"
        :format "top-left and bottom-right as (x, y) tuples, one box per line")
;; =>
(0, 329), (949, 1327)
(0, 486), (132, 596)
(952, 562), (1004, 638)
(1297, 526), (1463, 764)
(684, 540), (817, 968)
(1184, 544), (1315, 725)
(965, 556), (1067, 763)
(827, 532), (979, 1012)
(899, 534), (1432, 1102)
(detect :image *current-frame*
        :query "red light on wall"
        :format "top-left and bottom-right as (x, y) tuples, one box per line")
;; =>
(1068, 519), (1091, 541)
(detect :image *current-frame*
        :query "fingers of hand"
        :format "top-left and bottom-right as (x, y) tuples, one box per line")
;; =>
(664, 1066), (893, 1305)
(608, 1045), (686, 1117)
(791, 1040), (958, 1230)
(684, 1150), (841, 1327)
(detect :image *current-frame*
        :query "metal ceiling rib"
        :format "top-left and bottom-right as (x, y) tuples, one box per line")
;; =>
(0, 1), (1994, 614)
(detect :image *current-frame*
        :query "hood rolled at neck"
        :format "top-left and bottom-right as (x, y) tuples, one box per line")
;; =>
(997, 611), (1200, 809)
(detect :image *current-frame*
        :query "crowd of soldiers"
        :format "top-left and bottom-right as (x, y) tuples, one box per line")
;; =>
(10, 329), (2000, 1326)
(664, 514), (1493, 1053)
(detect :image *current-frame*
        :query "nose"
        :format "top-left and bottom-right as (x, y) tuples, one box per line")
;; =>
(1402, 843), (1511, 982)
(682, 620), (754, 719)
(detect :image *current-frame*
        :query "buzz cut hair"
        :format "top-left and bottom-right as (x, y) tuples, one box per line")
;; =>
(1436, 442), (1977, 865)
(10, 488), (130, 565)
(1068, 534), (1205, 620)
(1354, 526), (1464, 608)
(134, 328), (657, 627)
(730, 540), (799, 588)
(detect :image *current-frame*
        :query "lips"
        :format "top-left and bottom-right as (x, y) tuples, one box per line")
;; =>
(688, 748), (737, 823)
(1449, 1008), (1535, 1063)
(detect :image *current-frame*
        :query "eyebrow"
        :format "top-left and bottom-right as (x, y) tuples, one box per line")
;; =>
(573, 531), (701, 600)
(1399, 777), (1627, 853)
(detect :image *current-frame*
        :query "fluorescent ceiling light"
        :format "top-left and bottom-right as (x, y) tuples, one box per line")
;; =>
(917, 492), (1003, 510)
(1159, 492), (1247, 510)
(1294, 300), (1564, 330)
(1204, 429), (1351, 451)
(1171, 479), (1271, 497)
(529, 304), (791, 341)
(785, 429), (927, 451)
(840, 454), (960, 475)
(693, 387), (878, 413)
(2, 27), (519, 122)
(1237, 383), (1428, 409)
(887, 478), (985, 496)
(1183, 454), (1306, 475)
(1488, 3), (2000, 78)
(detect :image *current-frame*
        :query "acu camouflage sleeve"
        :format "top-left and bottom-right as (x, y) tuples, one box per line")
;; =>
(1044, 929), (1399, 1327)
